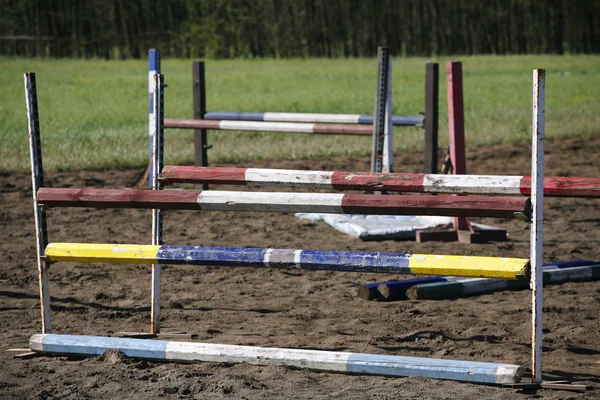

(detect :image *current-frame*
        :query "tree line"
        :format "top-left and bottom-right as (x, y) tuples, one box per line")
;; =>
(1, 0), (598, 59)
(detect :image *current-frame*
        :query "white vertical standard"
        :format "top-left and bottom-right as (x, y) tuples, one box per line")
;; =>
(382, 54), (393, 173)
(148, 49), (160, 187)
(25, 73), (52, 333)
(150, 73), (165, 335)
(530, 69), (545, 383)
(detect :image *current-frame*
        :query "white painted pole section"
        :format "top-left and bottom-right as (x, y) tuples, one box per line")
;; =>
(245, 168), (334, 188)
(219, 120), (316, 133)
(530, 69), (545, 383)
(30, 334), (525, 384)
(263, 112), (360, 124)
(422, 175), (523, 195)
(382, 55), (393, 173)
(197, 191), (345, 213)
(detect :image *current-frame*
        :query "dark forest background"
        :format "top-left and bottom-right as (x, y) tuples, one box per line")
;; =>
(1, 0), (598, 59)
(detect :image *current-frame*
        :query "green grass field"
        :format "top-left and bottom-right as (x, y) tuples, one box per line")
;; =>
(1, 55), (599, 172)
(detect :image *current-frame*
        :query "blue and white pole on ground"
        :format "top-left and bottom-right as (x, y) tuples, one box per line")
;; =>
(148, 49), (161, 187)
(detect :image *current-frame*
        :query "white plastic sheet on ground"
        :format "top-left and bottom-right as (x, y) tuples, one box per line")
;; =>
(295, 214), (502, 241)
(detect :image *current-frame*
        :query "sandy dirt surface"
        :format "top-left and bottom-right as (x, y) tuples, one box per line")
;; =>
(1, 136), (599, 399)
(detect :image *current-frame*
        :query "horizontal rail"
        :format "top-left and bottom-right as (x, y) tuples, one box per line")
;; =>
(30, 334), (524, 383)
(36, 188), (529, 219)
(203, 111), (423, 126)
(164, 118), (373, 136)
(160, 166), (600, 198)
(44, 243), (530, 280)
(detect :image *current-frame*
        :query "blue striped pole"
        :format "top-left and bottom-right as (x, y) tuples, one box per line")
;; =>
(203, 112), (423, 126)
(148, 49), (161, 188)
(30, 334), (524, 384)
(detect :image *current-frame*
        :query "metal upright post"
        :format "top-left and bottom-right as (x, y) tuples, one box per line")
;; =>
(382, 53), (393, 173)
(150, 73), (165, 334)
(148, 49), (161, 188)
(25, 72), (52, 333)
(446, 61), (469, 231)
(193, 61), (209, 190)
(371, 47), (391, 173)
(424, 63), (439, 174)
(530, 69), (545, 383)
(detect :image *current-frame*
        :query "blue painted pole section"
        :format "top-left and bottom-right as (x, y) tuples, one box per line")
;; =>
(148, 49), (160, 188)
(546, 259), (595, 269)
(204, 112), (266, 122)
(155, 245), (414, 273)
(157, 246), (268, 267)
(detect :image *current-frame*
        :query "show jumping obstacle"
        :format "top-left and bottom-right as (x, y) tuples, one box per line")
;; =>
(148, 47), (435, 186)
(25, 69), (549, 385)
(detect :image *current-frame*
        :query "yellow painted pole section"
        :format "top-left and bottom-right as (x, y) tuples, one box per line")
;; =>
(45, 243), (159, 264)
(409, 254), (529, 280)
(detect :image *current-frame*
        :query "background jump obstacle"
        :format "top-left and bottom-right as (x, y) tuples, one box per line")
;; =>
(160, 166), (600, 198)
(25, 69), (548, 385)
(30, 334), (524, 384)
(149, 48), (437, 186)
(36, 188), (530, 219)
(44, 243), (530, 280)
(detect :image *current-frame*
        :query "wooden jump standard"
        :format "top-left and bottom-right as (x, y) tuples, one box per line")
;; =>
(160, 166), (600, 198)
(24, 69), (547, 385)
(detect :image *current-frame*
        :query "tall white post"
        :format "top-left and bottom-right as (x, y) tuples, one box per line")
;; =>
(148, 49), (161, 187)
(150, 73), (164, 334)
(530, 69), (545, 383)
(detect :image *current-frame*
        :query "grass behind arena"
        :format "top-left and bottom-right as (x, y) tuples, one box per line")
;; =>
(1, 55), (599, 172)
